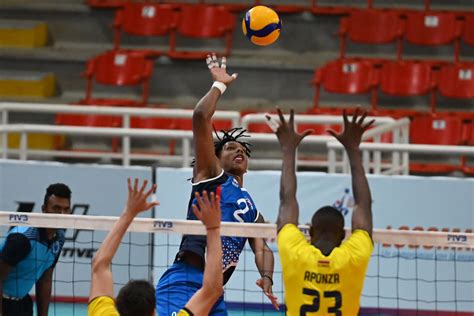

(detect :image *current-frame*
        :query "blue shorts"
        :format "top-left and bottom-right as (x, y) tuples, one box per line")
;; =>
(156, 262), (227, 316)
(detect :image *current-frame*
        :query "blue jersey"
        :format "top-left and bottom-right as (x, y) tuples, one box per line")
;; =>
(0, 226), (65, 298)
(178, 171), (260, 284)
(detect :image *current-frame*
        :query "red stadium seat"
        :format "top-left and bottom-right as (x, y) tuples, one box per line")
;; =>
(169, 5), (236, 59)
(410, 115), (464, 145)
(113, 3), (179, 56)
(405, 12), (460, 46)
(339, 10), (403, 59)
(438, 63), (474, 99)
(312, 59), (378, 110)
(405, 12), (461, 61)
(410, 115), (464, 173)
(81, 50), (155, 107)
(379, 61), (436, 112)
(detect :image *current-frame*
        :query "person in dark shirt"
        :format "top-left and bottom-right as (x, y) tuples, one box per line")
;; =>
(0, 183), (71, 316)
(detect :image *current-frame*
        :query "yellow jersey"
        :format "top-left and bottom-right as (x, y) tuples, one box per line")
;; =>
(88, 296), (118, 316)
(278, 224), (373, 316)
(88, 296), (193, 316)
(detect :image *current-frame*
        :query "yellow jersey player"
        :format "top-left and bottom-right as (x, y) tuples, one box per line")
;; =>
(88, 178), (223, 316)
(270, 108), (374, 315)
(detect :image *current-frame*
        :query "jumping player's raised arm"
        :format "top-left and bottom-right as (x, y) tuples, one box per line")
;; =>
(184, 191), (223, 315)
(328, 109), (375, 237)
(89, 179), (158, 302)
(272, 108), (312, 232)
(193, 54), (238, 183)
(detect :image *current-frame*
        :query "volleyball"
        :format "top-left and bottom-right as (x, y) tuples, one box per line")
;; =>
(242, 6), (282, 46)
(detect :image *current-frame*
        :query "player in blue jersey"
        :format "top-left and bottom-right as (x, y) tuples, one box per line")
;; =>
(156, 54), (278, 315)
(0, 183), (71, 316)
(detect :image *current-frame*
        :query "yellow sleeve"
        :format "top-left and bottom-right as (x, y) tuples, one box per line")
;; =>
(88, 296), (119, 316)
(340, 229), (374, 266)
(277, 224), (311, 268)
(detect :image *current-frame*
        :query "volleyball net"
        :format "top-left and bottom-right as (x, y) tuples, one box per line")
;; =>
(0, 211), (473, 315)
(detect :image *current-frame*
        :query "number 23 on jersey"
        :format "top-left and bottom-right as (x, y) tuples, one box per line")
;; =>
(300, 288), (342, 316)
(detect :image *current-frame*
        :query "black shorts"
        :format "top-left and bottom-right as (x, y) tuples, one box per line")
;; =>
(2, 294), (33, 316)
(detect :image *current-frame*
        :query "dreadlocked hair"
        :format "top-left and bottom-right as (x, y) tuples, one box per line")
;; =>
(214, 127), (252, 157)
(190, 127), (252, 169)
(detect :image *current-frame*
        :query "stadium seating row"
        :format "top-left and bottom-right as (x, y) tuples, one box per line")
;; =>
(87, 0), (466, 15)
(114, 3), (235, 59)
(110, 3), (474, 61)
(79, 50), (474, 116)
(340, 10), (474, 62)
(313, 59), (474, 114)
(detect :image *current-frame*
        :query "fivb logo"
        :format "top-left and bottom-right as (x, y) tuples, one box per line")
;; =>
(154, 220), (173, 230)
(8, 214), (29, 223)
(447, 234), (468, 245)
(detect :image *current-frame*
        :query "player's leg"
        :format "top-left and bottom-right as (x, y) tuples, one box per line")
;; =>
(156, 262), (203, 316)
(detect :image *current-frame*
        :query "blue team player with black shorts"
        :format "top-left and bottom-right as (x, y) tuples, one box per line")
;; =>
(156, 54), (279, 315)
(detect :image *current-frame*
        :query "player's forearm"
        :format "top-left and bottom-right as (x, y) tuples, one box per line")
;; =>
(254, 245), (274, 278)
(193, 88), (221, 122)
(347, 147), (372, 219)
(92, 210), (134, 271)
(277, 148), (299, 228)
(202, 228), (223, 290)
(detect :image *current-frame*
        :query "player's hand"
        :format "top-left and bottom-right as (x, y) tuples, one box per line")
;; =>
(192, 191), (221, 230)
(267, 107), (312, 152)
(328, 108), (375, 151)
(125, 178), (159, 216)
(256, 277), (280, 310)
(206, 53), (238, 86)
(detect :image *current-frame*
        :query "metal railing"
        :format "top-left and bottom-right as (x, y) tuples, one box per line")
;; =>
(1, 102), (473, 174)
